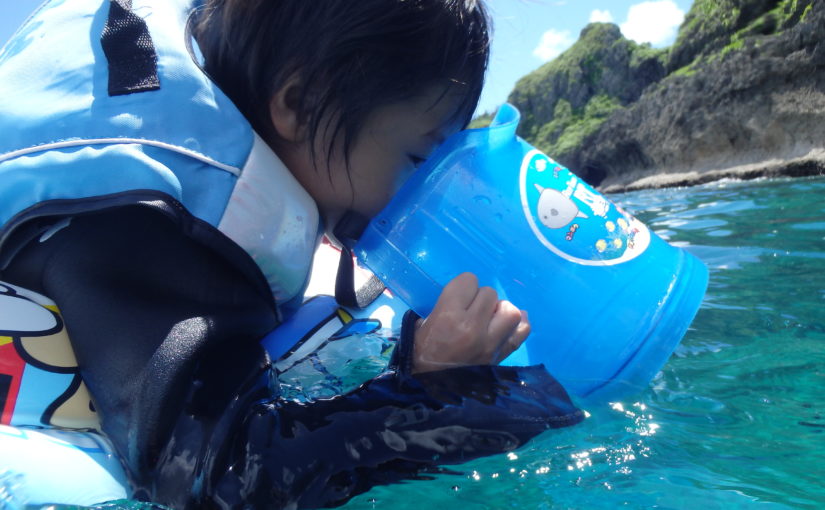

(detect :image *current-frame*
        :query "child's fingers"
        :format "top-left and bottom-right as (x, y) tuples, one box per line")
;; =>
(487, 299), (522, 342)
(467, 285), (498, 319)
(495, 310), (531, 363)
(436, 272), (480, 311)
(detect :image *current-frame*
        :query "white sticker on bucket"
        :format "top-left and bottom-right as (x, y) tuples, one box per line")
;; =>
(519, 149), (650, 265)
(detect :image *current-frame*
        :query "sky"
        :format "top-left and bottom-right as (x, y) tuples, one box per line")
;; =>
(1, 0), (694, 116)
(479, 0), (694, 114)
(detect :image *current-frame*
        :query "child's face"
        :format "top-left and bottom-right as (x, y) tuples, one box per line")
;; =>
(281, 87), (465, 231)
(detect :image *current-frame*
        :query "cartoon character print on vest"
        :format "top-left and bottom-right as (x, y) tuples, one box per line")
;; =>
(0, 282), (99, 429)
(268, 296), (396, 402)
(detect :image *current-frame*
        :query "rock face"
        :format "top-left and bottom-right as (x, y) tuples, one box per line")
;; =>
(508, 0), (825, 191)
(666, 0), (784, 74)
(509, 23), (665, 140)
(506, 23), (667, 169)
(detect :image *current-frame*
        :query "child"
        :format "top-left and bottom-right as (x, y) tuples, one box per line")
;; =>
(0, 0), (583, 507)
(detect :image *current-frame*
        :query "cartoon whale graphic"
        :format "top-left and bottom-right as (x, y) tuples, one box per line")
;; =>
(534, 183), (588, 229)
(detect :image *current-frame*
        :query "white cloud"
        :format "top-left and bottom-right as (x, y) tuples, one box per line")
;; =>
(532, 29), (575, 62)
(620, 0), (685, 46)
(589, 9), (614, 23)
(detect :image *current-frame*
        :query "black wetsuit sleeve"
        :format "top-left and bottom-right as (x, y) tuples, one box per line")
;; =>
(1, 204), (583, 509)
(1, 203), (280, 474)
(206, 333), (583, 509)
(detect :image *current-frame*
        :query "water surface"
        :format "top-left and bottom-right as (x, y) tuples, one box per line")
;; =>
(341, 176), (825, 509)
(12, 177), (824, 509)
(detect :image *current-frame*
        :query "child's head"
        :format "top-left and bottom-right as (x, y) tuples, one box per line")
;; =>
(194, 0), (490, 224)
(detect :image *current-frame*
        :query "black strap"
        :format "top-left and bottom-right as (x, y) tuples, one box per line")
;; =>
(333, 211), (385, 309)
(100, 0), (160, 96)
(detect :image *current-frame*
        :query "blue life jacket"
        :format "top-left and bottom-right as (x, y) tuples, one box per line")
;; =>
(0, 0), (320, 307)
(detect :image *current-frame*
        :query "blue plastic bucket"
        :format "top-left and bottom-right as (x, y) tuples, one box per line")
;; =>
(355, 104), (708, 400)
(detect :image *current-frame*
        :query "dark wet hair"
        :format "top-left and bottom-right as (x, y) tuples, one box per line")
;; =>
(192, 0), (490, 166)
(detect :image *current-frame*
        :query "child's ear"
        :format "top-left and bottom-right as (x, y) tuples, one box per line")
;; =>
(269, 75), (306, 143)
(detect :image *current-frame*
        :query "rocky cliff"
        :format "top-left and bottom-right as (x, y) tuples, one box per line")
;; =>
(506, 0), (824, 191)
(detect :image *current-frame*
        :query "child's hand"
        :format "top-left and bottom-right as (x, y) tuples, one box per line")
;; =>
(411, 272), (530, 374)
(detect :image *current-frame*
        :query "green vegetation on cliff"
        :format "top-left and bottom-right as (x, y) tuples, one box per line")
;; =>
(670, 0), (815, 74)
(505, 23), (665, 161)
(538, 95), (623, 158)
(504, 0), (816, 167)
(467, 112), (493, 130)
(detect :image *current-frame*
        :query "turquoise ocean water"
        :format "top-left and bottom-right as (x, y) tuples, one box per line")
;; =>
(339, 176), (825, 510)
(13, 176), (825, 509)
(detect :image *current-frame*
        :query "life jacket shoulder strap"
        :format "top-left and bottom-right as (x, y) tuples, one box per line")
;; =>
(100, 0), (160, 96)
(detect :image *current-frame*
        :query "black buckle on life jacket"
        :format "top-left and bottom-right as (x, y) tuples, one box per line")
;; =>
(333, 211), (385, 309)
(100, 0), (160, 96)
